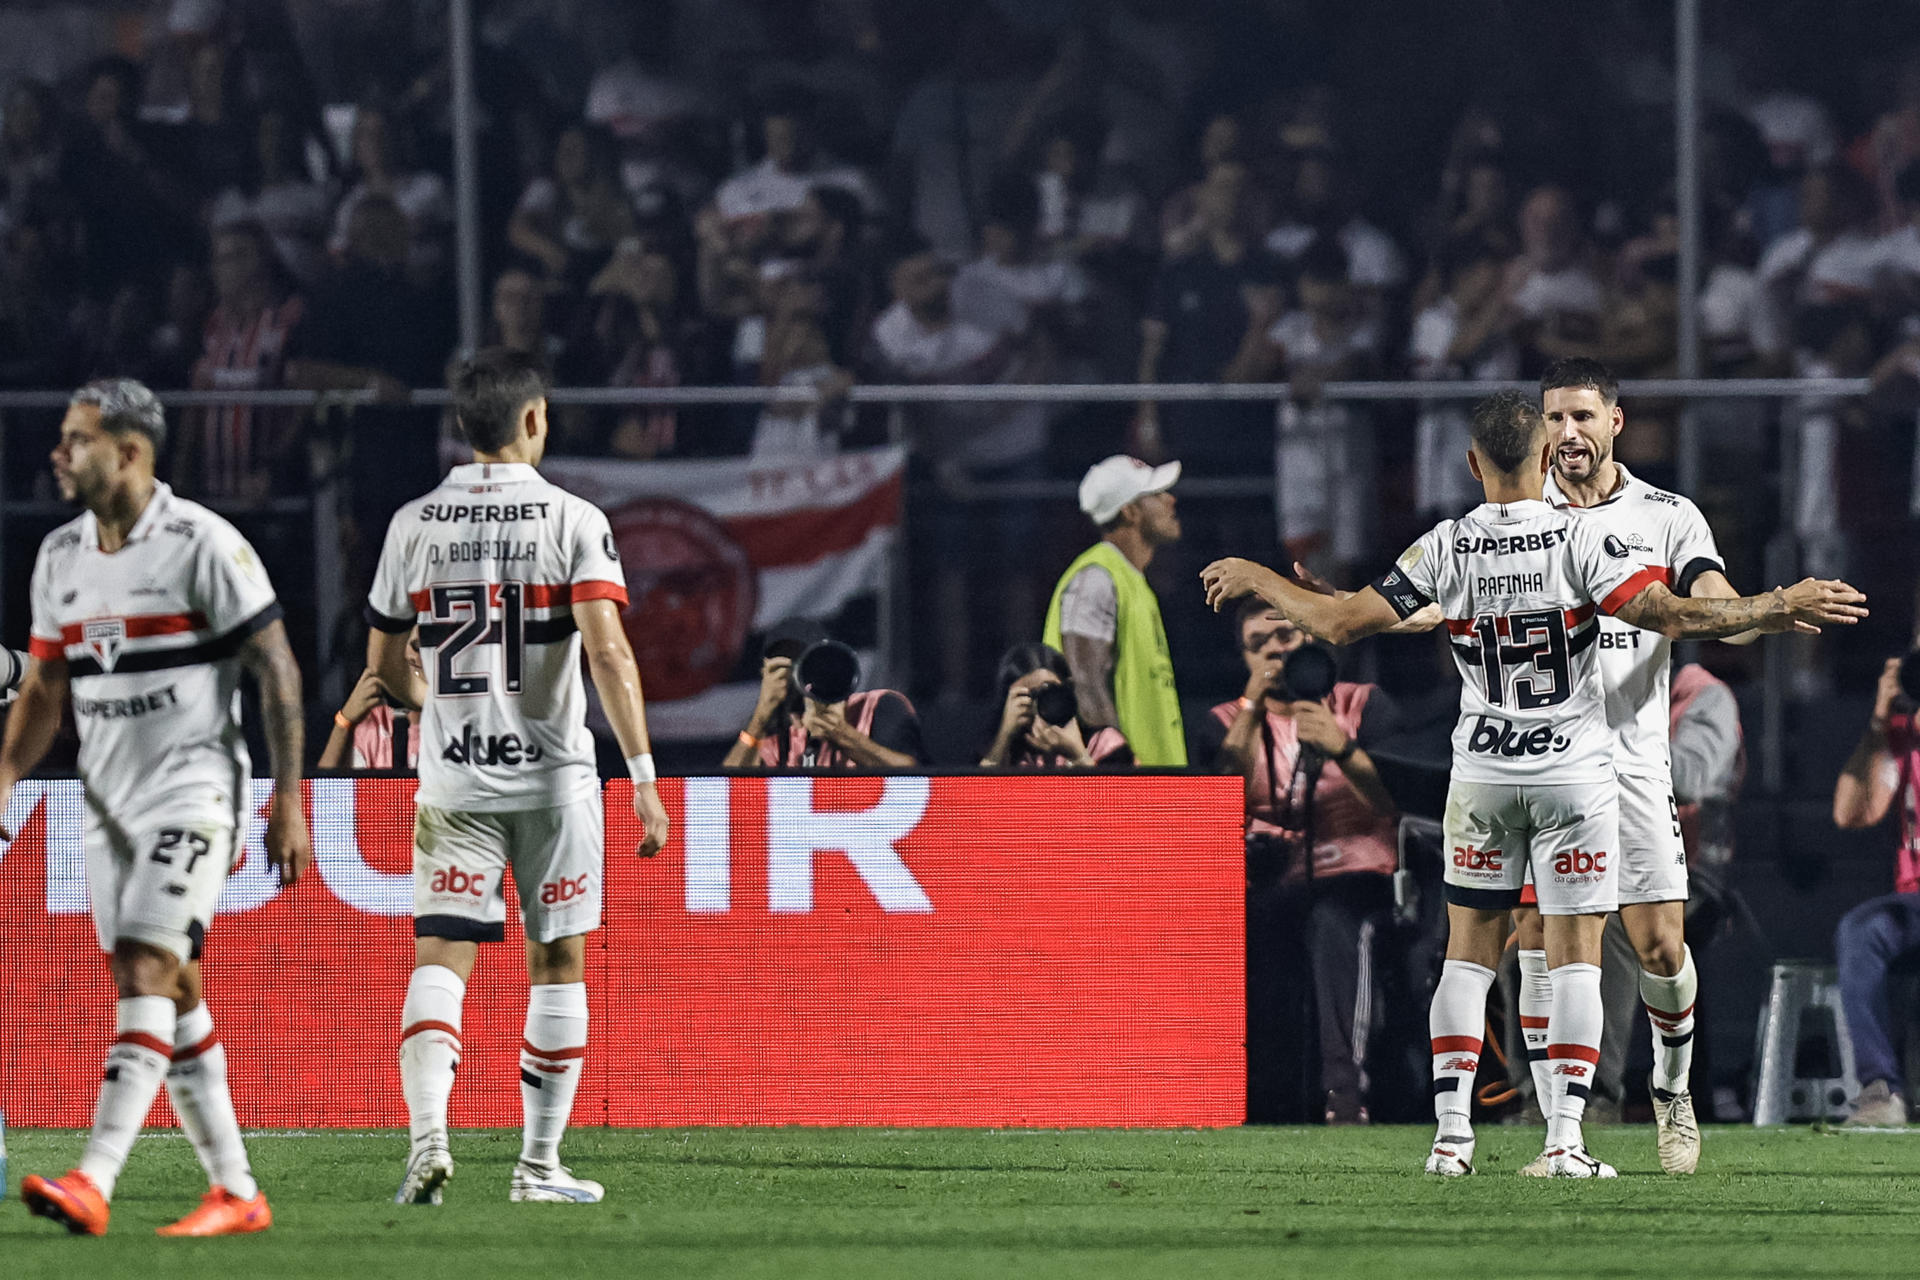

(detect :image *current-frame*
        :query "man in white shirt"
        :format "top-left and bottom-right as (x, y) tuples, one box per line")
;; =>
(367, 349), (669, 1207)
(3, 378), (311, 1237)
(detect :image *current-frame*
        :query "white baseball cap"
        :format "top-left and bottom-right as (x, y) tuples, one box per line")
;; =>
(1078, 455), (1181, 524)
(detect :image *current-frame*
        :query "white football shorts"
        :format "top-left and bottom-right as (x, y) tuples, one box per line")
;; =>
(412, 797), (604, 943)
(1615, 770), (1688, 906)
(1442, 778), (1620, 917)
(85, 807), (235, 962)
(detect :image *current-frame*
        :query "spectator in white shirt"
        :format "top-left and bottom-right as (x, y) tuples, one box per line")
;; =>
(1755, 164), (1880, 362)
(868, 245), (1040, 697)
(328, 105), (450, 286)
(1500, 185), (1606, 374)
(712, 98), (880, 229)
(507, 123), (636, 289)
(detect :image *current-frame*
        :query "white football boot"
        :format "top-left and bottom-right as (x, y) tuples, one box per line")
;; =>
(396, 1141), (454, 1205)
(1424, 1133), (1476, 1177)
(1518, 1147), (1553, 1177)
(510, 1162), (605, 1203)
(1545, 1144), (1617, 1178)
(1652, 1088), (1701, 1175)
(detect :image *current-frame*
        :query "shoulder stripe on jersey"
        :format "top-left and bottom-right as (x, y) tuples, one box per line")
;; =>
(58, 611), (210, 646)
(63, 602), (283, 678)
(403, 580), (628, 612)
(1600, 566), (1668, 615)
(1444, 604), (1596, 637)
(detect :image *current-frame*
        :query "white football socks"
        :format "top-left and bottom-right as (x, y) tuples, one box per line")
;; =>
(1518, 949), (1554, 1114)
(1641, 946), (1699, 1096)
(1546, 962), (1604, 1151)
(519, 982), (589, 1169)
(166, 1002), (258, 1199)
(78, 995), (176, 1200)
(400, 965), (466, 1153)
(1429, 959), (1496, 1137)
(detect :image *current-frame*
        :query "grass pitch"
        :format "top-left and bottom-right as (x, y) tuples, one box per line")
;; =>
(4, 1125), (1918, 1278)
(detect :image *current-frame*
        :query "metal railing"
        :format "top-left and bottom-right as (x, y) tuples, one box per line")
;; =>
(0, 376), (1891, 787)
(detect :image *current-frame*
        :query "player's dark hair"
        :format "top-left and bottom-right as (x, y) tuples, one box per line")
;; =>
(1896, 161), (1920, 209)
(1468, 390), (1543, 475)
(451, 347), (550, 453)
(71, 377), (166, 454)
(1540, 356), (1618, 408)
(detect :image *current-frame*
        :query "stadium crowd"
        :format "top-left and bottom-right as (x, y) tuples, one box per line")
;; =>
(6, 5), (1920, 639)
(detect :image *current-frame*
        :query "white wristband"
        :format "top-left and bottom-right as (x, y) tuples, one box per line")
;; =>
(625, 752), (657, 784)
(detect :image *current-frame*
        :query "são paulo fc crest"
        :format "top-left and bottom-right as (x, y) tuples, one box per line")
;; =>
(83, 618), (127, 672)
(608, 498), (756, 701)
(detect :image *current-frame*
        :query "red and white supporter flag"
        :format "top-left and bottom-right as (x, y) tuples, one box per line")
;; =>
(541, 447), (904, 739)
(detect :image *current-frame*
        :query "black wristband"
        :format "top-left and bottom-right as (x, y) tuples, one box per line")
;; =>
(1331, 738), (1357, 763)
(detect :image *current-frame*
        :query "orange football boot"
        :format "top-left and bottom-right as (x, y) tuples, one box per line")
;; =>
(156, 1186), (273, 1237)
(21, 1170), (111, 1236)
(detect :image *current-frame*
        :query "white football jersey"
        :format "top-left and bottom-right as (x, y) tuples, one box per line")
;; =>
(368, 462), (627, 813)
(1373, 499), (1662, 785)
(28, 482), (280, 825)
(1544, 464), (1726, 780)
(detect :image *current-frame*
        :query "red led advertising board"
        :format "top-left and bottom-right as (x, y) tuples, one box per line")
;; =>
(0, 776), (1244, 1128)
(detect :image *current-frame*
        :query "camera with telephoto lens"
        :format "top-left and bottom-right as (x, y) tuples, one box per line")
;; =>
(1274, 643), (1338, 702)
(792, 639), (861, 704)
(1032, 680), (1079, 728)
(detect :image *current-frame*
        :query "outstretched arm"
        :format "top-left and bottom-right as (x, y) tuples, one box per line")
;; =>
(1684, 568), (1761, 646)
(1290, 561), (1443, 634)
(1610, 577), (1866, 641)
(1201, 558), (1403, 645)
(238, 619), (313, 885)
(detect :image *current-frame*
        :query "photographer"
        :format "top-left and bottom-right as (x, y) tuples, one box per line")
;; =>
(1193, 598), (1400, 1124)
(318, 633), (423, 769)
(723, 618), (927, 769)
(980, 643), (1133, 769)
(1830, 653), (1920, 1126)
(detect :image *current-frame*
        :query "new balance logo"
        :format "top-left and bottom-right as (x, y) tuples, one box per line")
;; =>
(539, 873), (591, 905)
(1553, 1063), (1590, 1078)
(429, 867), (487, 896)
(442, 724), (545, 766)
(1440, 1057), (1478, 1072)
(1465, 714), (1569, 757)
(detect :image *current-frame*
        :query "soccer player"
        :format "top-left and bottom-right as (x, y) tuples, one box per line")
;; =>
(0, 377), (312, 1236)
(1201, 391), (1864, 1176)
(366, 347), (670, 1206)
(1511, 357), (1754, 1175)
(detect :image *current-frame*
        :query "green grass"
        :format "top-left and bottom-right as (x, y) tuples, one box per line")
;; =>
(4, 1125), (1919, 1278)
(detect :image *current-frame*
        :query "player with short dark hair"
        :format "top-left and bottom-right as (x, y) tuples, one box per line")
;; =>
(1, 376), (312, 1236)
(1509, 356), (1759, 1175)
(368, 347), (670, 1207)
(1202, 394), (1865, 1177)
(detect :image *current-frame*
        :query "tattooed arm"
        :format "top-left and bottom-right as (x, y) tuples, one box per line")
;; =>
(1612, 577), (1867, 641)
(239, 618), (313, 884)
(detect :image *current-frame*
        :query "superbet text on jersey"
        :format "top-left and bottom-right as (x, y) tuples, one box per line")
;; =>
(28, 482), (280, 825)
(1544, 464), (1726, 782)
(1371, 499), (1662, 786)
(366, 462), (629, 813)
